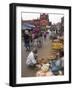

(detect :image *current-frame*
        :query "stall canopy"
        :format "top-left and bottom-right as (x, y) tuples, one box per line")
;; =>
(22, 23), (35, 30)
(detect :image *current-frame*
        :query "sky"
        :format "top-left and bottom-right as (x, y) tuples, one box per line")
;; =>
(22, 13), (64, 24)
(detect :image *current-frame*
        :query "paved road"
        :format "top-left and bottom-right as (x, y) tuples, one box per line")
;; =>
(21, 36), (52, 77)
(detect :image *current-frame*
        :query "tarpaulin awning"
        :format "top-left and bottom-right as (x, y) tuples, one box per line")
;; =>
(22, 23), (35, 30)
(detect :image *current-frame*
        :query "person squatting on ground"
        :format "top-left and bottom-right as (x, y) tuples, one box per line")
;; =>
(26, 48), (38, 67)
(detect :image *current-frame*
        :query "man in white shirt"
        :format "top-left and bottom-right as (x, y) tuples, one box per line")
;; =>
(26, 49), (38, 67)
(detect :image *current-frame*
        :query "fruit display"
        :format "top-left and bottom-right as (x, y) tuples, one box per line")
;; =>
(41, 64), (49, 72)
(52, 42), (63, 50)
(36, 64), (53, 76)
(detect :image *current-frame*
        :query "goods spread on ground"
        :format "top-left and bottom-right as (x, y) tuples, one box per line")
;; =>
(52, 38), (64, 50)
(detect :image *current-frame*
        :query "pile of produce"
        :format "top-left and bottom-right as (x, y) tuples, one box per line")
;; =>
(36, 64), (53, 76)
(52, 41), (63, 50)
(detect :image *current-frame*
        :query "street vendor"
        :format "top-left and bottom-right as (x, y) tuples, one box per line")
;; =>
(26, 48), (38, 67)
(50, 52), (64, 75)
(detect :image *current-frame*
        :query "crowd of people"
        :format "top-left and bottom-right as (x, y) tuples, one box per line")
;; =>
(23, 28), (50, 51)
